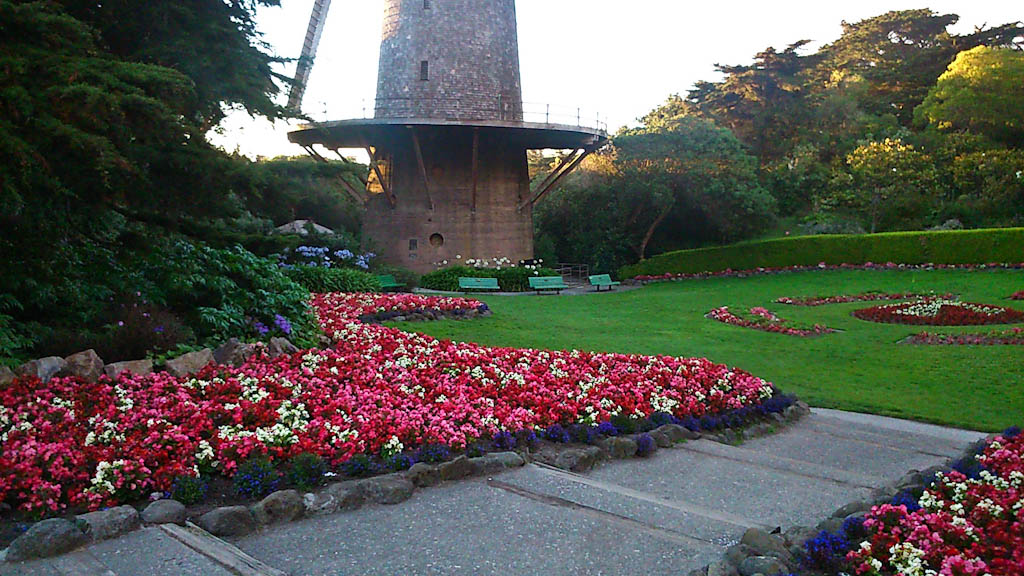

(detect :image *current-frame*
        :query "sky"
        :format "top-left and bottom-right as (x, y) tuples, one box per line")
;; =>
(210, 0), (1022, 159)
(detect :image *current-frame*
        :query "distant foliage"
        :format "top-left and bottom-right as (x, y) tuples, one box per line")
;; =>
(420, 265), (558, 292)
(285, 266), (382, 294)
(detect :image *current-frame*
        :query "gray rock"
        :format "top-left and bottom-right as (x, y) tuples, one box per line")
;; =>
(251, 489), (303, 525)
(405, 463), (441, 488)
(897, 470), (925, 491)
(268, 337), (299, 358)
(478, 452), (525, 473)
(60, 350), (104, 382)
(724, 544), (757, 567)
(17, 357), (67, 383)
(552, 446), (604, 472)
(0, 365), (14, 386)
(743, 423), (774, 439)
(655, 423), (699, 443)
(77, 505), (140, 541)
(213, 338), (256, 367)
(104, 359), (154, 379)
(5, 518), (88, 561)
(358, 474), (415, 505)
(324, 481), (365, 512)
(782, 525), (816, 547)
(601, 437), (638, 459)
(740, 527), (788, 559)
(142, 499), (186, 525)
(739, 556), (787, 576)
(687, 567), (709, 576)
(438, 456), (480, 481)
(164, 349), (214, 378)
(815, 516), (844, 535)
(707, 560), (740, 576)
(833, 500), (872, 518)
(196, 506), (256, 537)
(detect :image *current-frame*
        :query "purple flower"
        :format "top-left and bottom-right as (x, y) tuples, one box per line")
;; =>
(253, 321), (270, 335)
(274, 314), (292, 335)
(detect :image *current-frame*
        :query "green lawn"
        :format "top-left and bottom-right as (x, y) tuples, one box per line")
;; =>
(392, 269), (1024, 432)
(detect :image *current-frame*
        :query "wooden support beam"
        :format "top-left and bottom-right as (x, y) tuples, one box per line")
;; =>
(337, 175), (368, 206)
(408, 127), (434, 211)
(365, 146), (397, 208)
(471, 129), (480, 213)
(520, 148), (592, 210)
(529, 149), (579, 202)
(303, 145), (328, 163)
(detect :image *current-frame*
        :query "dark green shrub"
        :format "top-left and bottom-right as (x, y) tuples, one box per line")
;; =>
(284, 266), (381, 293)
(609, 415), (638, 435)
(620, 228), (1024, 278)
(420, 265), (559, 292)
(341, 454), (378, 478)
(233, 457), (281, 499)
(171, 475), (209, 505)
(139, 240), (316, 345)
(287, 453), (327, 490)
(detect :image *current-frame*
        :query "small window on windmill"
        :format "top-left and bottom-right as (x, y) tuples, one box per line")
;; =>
(423, 0), (431, 9)
(420, 60), (429, 82)
(409, 239), (419, 252)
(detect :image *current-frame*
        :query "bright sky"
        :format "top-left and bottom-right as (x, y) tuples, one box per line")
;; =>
(211, 0), (1022, 159)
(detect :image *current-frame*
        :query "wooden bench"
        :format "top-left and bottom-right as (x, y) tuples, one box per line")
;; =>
(377, 274), (404, 292)
(589, 274), (621, 292)
(528, 276), (569, 295)
(459, 277), (500, 293)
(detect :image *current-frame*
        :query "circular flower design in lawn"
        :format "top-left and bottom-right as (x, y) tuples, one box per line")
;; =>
(853, 298), (1024, 326)
(775, 292), (950, 307)
(907, 327), (1024, 346)
(1011, 291), (1024, 301)
(707, 306), (835, 337)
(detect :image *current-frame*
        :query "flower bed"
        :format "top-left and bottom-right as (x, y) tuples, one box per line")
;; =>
(852, 298), (1024, 326)
(1011, 291), (1024, 301)
(707, 306), (835, 337)
(845, 430), (1024, 576)
(775, 292), (948, 306)
(0, 293), (779, 515)
(907, 328), (1024, 346)
(632, 262), (1024, 283)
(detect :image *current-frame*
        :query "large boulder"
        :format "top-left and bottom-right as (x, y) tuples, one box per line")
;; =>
(438, 456), (481, 481)
(552, 446), (604, 473)
(165, 349), (214, 378)
(478, 452), (525, 473)
(358, 474), (415, 505)
(601, 436), (638, 459)
(739, 556), (787, 576)
(5, 518), (88, 562)
(17, 357), (67, 383)
(405, 463), (441, 488)
(60, 350), (104, 382)
(142, 499), (186, 525)
(77, 505), (140, 541)
(104, 359), (154, 379)
(213, 338), (256, 367)
(740, 527), (792, 563)
(251, 490), (304, 525)
(0, 365), (15, 386)
(706, 561), (740, 576)
(196, 506), (257, 537)
(268, 338), (299, 359)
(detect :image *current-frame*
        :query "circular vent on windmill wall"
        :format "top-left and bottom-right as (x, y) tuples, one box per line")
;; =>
(429, 233), (444, 248)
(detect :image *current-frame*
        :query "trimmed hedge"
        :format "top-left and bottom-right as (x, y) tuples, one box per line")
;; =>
(284, 266), (382, 293)
(421, 266), (560, 292)
(620, 228), (1024, 278)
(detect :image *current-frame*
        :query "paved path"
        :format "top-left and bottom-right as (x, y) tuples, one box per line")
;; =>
(1, 409), (984, 576)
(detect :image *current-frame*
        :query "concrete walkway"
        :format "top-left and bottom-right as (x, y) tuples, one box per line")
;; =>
(1, 409), (985, 576)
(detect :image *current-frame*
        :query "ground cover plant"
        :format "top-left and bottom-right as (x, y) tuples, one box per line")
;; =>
(399, 268), (1024, 431)
(707, 307), (835, 336)
(839, 430), (1024, 576)
(852, 298), (1024, 326)
(907, 328), (1024, 346)
(775, 292), (947, 306)
(0, 293), (779, 515)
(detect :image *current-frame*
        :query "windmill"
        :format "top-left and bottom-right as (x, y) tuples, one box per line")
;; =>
(287, 0), (332, 112)
(287, 0), (608, 273)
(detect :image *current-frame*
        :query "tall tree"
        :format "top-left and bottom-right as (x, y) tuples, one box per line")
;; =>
(915, 46), (1024, 147)
(56, 0), (289, 130)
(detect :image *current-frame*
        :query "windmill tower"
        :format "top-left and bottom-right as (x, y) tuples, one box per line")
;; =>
(289, 0), (607, 273)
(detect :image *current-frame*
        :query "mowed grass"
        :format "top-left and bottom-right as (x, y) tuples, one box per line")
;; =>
(392, 269), (1024, 432)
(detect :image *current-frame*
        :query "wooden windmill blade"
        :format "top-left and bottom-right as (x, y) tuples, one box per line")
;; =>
(288, 0), (333, 112)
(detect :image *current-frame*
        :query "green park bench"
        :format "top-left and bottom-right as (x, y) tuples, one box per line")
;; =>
(589, 274), (621, 291)
(377, 274), (404, 292)
(459, 277), (501, 293)
(528, 276), (569, 295)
